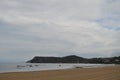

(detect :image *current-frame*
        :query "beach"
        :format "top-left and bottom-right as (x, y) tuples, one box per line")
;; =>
(0, 65), (119, 80)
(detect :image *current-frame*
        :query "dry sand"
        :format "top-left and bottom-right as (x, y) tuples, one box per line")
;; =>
(0, 66), (120, 80)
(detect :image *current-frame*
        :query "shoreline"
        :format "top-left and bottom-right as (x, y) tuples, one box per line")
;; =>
(0, 65), (117, 74)
(0, 65), (120, 80)
(0, 63), (115, 74)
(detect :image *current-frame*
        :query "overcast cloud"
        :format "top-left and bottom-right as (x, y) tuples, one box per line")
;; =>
(0, 0), (120, 62)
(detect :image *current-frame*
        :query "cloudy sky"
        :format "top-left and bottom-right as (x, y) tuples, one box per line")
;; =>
(0, 0), (120, 62)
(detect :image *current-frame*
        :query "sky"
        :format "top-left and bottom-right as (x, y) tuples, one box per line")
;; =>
(0, 0), (120, 62)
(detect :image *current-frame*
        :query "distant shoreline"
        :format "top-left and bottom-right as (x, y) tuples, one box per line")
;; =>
(27, 55), (120, 64)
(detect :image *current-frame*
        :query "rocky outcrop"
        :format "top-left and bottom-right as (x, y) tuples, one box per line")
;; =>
(27, 55), (120, 64)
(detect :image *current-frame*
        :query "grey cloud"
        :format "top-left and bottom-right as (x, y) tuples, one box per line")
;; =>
(111, 53), (120, 57)
(0, 0), (120, 62)
(0, 0), (103, 25)
(98, 0), (120, 29)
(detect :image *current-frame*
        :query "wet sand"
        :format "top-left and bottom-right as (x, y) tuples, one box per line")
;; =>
(0, 66), (120, 80)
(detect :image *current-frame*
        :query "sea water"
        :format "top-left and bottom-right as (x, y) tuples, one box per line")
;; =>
(0, 63), (114, 73)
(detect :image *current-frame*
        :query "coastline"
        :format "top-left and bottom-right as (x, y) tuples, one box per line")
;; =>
(0, 63), (115, 73)
(0, 65), (119, 80)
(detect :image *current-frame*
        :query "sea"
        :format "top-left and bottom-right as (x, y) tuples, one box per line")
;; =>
(0, 63), (114, 73)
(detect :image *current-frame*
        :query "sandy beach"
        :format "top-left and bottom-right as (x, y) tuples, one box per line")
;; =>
(0, 66), (120, 80)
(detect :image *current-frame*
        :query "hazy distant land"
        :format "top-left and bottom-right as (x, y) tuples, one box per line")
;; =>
(27, 55), (120, 64)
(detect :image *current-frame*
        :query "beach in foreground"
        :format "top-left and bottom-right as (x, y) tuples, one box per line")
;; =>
(0, 66), (120, 80)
